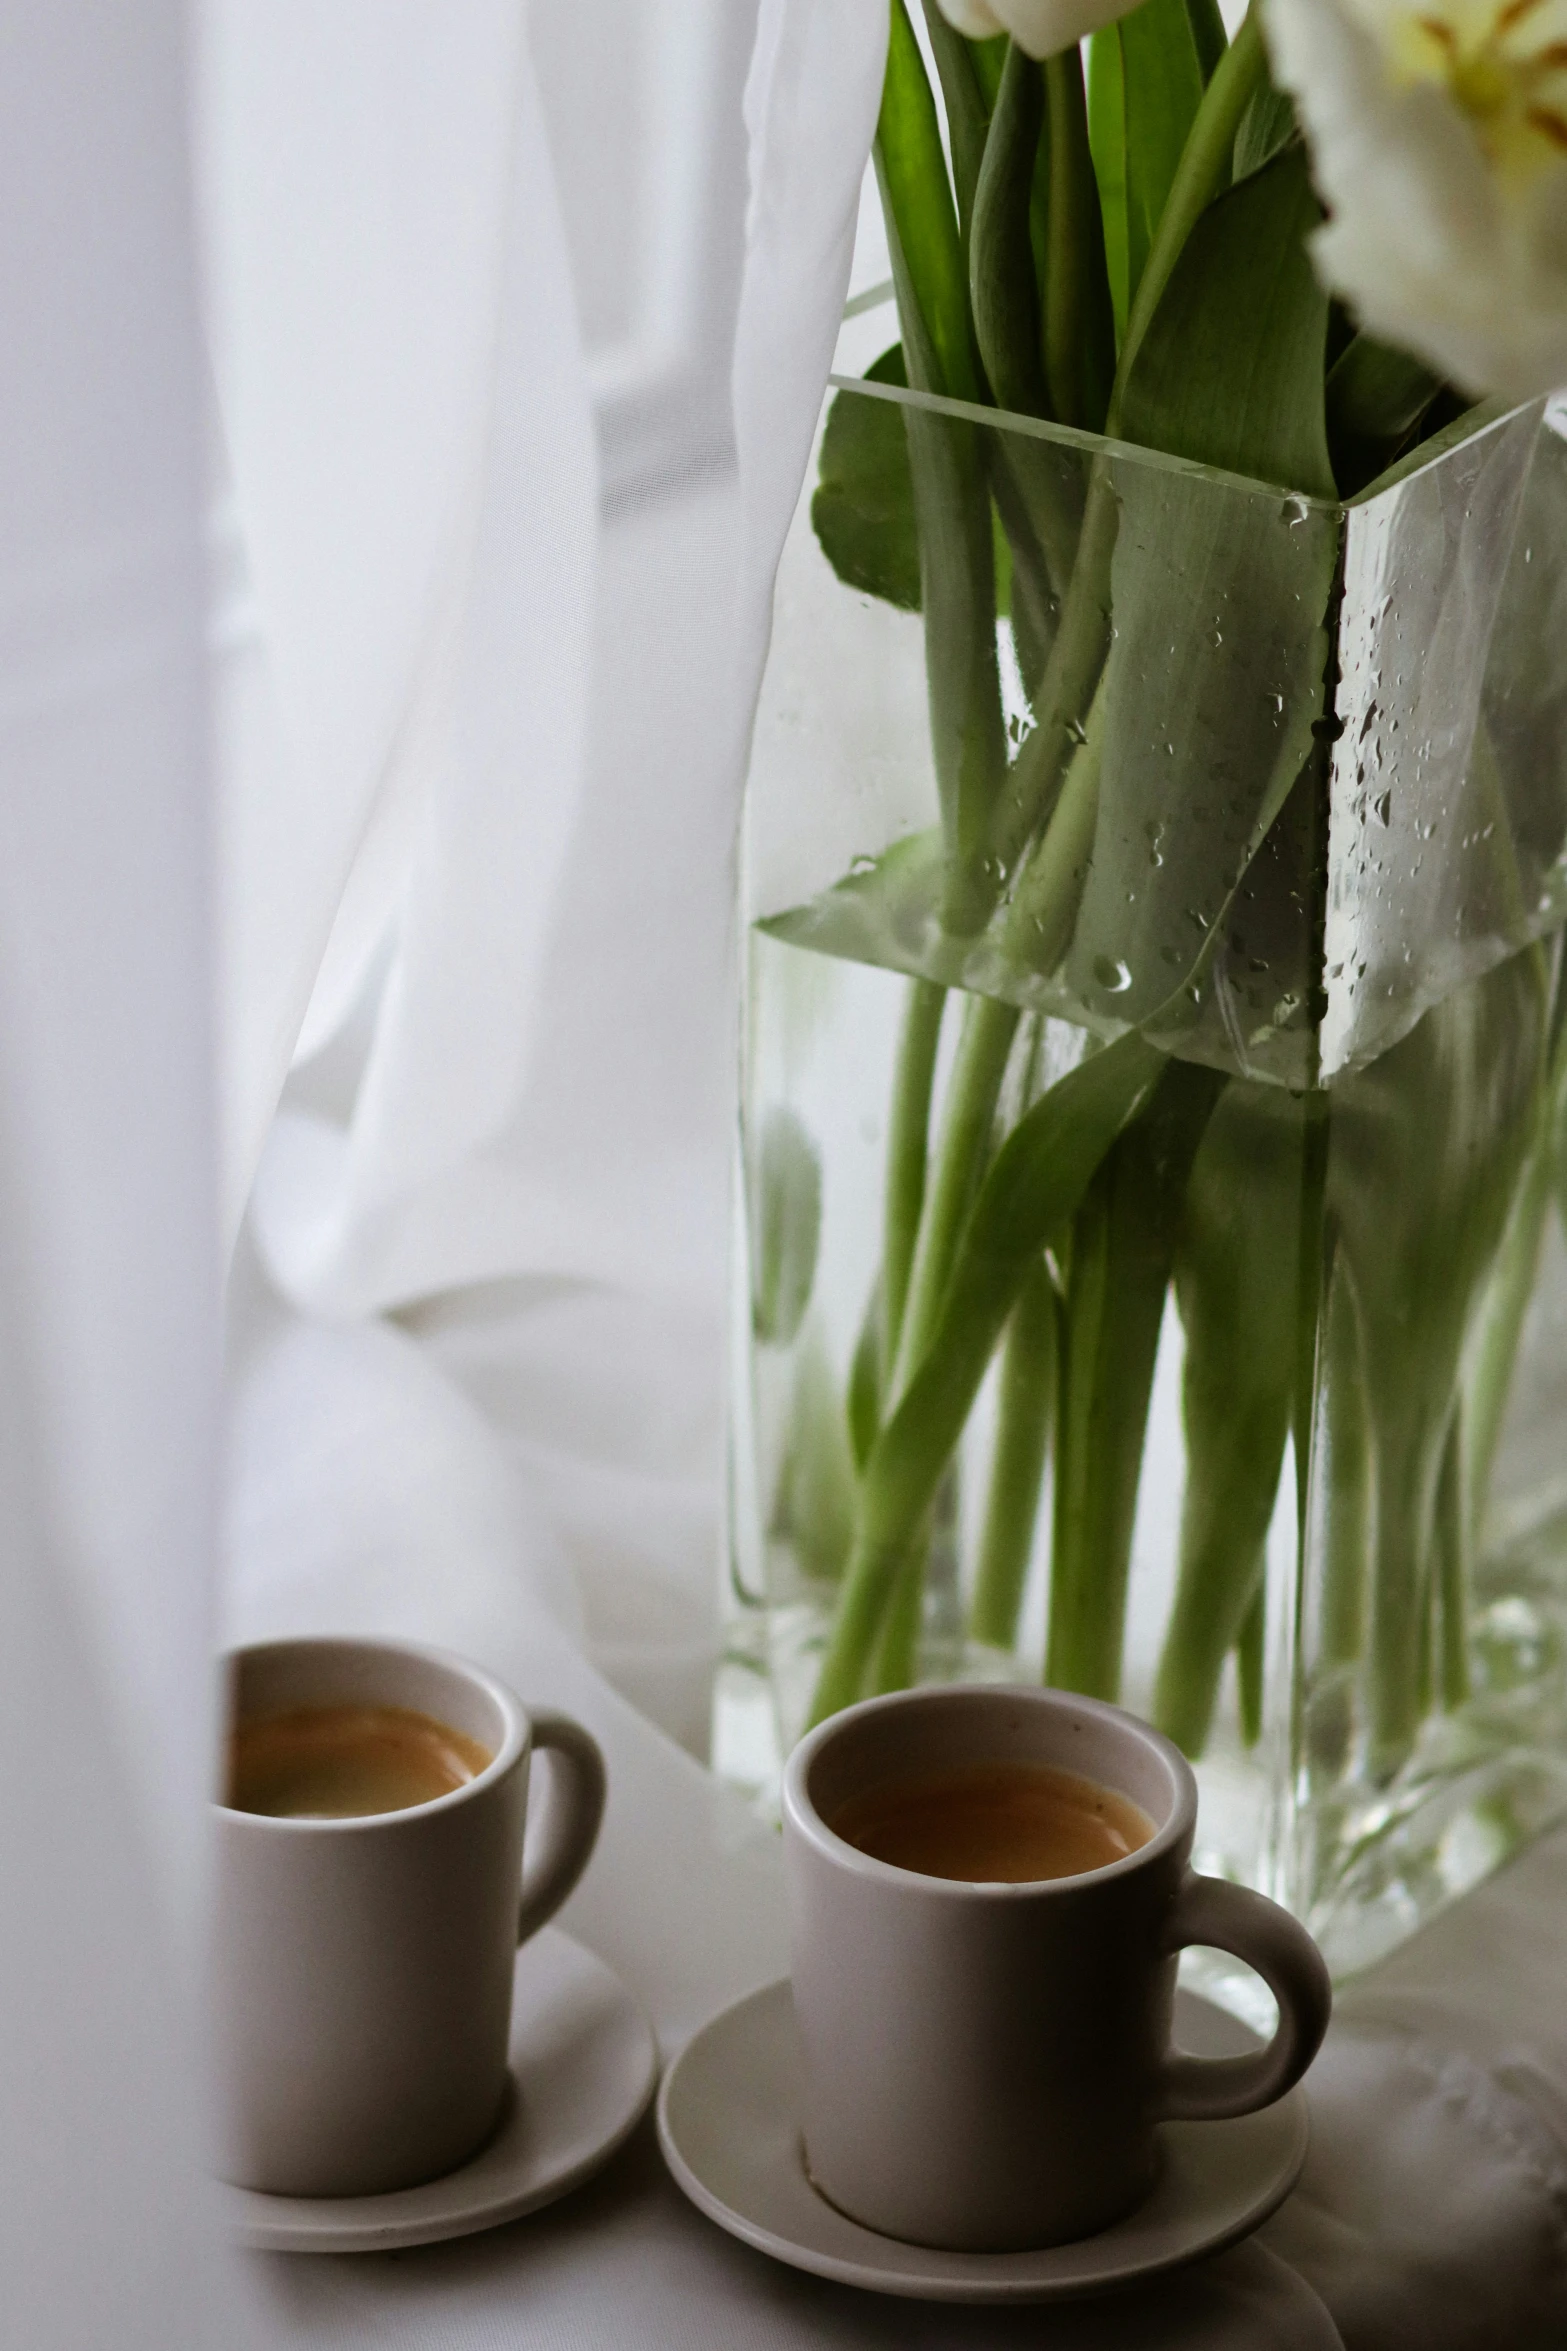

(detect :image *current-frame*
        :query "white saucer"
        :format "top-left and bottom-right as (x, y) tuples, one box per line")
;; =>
(657, 1981), (1307, 2304)
(222, 1928), (657, 2253)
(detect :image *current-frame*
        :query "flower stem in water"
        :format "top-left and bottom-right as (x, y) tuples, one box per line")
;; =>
(809, 1032), (1166, 1724)
(970, 1253), (1059, 1649)
(892, 993), (1021, 1401)
(1047, 1059), (1223, 1701)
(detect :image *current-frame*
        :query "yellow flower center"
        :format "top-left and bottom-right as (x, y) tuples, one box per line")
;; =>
(1379, 0), (1567, 182)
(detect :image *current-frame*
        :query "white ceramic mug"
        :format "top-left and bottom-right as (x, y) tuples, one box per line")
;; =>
(210, 1636), (605, 2198)
(783, 1684), (1331, 2253)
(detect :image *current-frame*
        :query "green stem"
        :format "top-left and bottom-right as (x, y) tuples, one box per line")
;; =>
(1464, 1000), (1567, 1547)
(1000, 670), (1108, 971)
(1153, 1084), (1305, 1759)
(883, 980), (947, 1376)
(971, 43), (1047, 418)
(892, 993), (1021, 1399)
(809, 1031), (1166, 1724)
(1235, 1575), (1265, 1748)
(970, 1254), (1058, 1648)
(1344, 948), (1549, 1778)
(875, 9), (1008, 934)
(988, 442), (1077, 672)
(988, 504), (1116, 917)
(886, 274), (1009, 933)
(1042, 47), (1115, 432)
(1318, 1262), (1370, 1670)
(970, 45), (1082, 709)
(847, 1272), (883, 1474)
(920, 0), (993, 253)
(1045, 1160), (1160, 1698)
(1306, 1260), (1369, 1779)
(1106, 9), (1264, 432)
(1366, 1396), (1448, 1780)
(1046, 1059), (1224, 1701)
(1435, 1417), (1470, 1711)
(1463, 1110), (1551, 1548)
(1292, 1104), (1332, 1535)
(871, 1532), (929, 1694)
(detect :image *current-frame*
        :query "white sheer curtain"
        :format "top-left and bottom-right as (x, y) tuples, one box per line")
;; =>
(203, 0), (859, 2033)
(0, 6), (263, 2342)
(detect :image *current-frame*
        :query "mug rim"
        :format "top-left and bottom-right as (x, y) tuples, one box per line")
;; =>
(783, 1683), (1197, 1899)
(213, 1634), (530, 1834)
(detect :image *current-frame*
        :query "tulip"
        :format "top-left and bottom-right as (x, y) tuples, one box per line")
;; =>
(1267, 0), (1567, 397)
(935, 0), (1144, 61)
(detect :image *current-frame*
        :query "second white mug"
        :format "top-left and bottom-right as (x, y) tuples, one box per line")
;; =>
(783, 1683), (1331, 2252)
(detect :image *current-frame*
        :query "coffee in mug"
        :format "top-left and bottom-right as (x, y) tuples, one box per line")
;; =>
(211, 1637), (606, 2199)
(828, 1759), (1153, 1884)
(227, 1703), (494, 1819)
(784, 1685), (1331, 2253)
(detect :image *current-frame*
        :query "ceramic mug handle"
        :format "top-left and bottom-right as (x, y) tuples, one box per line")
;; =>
(516, 1711), (607, 1945)
(1154, 1872), (1332, 2121)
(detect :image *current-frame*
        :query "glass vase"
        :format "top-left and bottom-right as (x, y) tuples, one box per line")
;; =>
(717, 320), (1567, 1983)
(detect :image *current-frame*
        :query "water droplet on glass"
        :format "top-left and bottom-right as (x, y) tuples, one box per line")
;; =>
(1373, 791), (1392, 826)
(1066, 716), (1089, 746)
(1093, 955), (1133, 995)
(848, 854), (876, 876)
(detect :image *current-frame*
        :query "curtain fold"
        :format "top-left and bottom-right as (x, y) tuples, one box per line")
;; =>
(0, 5), (264, 2342)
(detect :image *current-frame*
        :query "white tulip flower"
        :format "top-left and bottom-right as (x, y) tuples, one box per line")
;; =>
(1267, 0), (1567, 397)
(934, 0), (1142, 60)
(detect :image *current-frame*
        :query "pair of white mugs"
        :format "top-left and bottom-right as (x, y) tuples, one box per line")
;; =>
(214, 1637), (1330, 2252)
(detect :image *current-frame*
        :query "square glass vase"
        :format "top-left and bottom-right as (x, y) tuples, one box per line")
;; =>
(718, 349), (1567, 1987)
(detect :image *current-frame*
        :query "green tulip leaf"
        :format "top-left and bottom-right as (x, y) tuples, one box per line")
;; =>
(1060, 142), (1338, 1036)
(919, 0), (995, 246)
(811, 348), (921, 613)
(751, 1106), (822, 1349)
(1118, 141), (1334, 495)
(773, 1319), (858, 1583)
(1185, 0), (1227, 81)
(1086, 28), (1130, 343)
(877, 0), (981, 406)
(1232, 85), (1298, 182)
(1326, 333), (1443, 495)
(1088, 0), (1220, 348)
